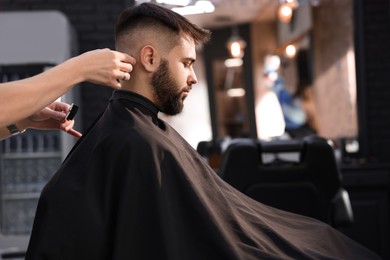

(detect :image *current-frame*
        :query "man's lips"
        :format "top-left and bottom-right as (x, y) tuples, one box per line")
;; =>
(182, 86), (192, 97)
(181, 87), (191, 100)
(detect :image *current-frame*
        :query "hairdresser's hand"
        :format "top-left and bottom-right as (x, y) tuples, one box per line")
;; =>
(77, 48), (136, 89)
(17, 102), (82, 138)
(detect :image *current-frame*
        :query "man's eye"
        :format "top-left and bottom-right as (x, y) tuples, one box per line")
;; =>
(184, 61), (194, 68)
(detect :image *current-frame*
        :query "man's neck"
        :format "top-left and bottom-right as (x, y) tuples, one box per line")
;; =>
(121, 76), (156, 105)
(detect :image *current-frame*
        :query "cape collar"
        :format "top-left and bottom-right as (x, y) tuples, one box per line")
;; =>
(110, 90), (160, 116)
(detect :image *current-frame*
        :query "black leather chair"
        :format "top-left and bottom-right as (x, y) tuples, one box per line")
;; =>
(0, 250), (25, 259)
(196, 139), (225, 171)
(219, 135), (353, 228)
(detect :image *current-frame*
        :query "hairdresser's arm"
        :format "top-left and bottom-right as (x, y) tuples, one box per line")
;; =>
(0, 48), (135, 127)
(0, 101), (81, 141)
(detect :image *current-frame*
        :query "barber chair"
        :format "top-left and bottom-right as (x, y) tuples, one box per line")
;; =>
(219, 135), (354, 228)
(0, 251), (25, 260)
(197, 140), (225, 171)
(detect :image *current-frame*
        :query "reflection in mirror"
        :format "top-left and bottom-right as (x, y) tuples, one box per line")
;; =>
(212, 58), (249, 139)
(252, 0), (357, 159)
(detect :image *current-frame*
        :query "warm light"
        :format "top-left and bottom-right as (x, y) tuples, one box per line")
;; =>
(172, 1), (215, 15)
(281, 5), (292, 16)
(226, 36), (246, 58)
(224, 58), (243, 68)
(285, 44), (297, 58)
(226, 25), (247, 58)
(231, 42), (241, 57)
(278, 4), (293, 23)
(227, 88), (246, 97)
(277, 0), (301, 23)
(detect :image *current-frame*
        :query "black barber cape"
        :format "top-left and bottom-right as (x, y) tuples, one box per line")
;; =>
(26, 90), (379, 260)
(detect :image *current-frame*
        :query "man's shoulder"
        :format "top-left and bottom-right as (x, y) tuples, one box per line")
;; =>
(88, 101), (163, 150)
(99, 127), (149, 147)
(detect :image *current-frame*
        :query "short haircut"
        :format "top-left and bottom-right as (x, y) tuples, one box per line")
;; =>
(115, 2), (211, 52)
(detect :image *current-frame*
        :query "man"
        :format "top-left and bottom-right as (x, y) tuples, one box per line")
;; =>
(26, 3), (379, 259)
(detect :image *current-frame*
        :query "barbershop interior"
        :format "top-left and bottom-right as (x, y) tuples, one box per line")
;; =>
(0, 0), (389, 259)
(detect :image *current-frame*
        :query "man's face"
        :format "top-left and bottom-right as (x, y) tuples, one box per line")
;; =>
(151, 37), (197, 115)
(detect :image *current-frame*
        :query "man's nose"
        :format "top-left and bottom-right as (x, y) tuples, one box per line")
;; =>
(188, 68), (198, 85)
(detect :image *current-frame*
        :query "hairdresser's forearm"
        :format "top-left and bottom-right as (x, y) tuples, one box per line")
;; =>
(0, 57), (84, 127)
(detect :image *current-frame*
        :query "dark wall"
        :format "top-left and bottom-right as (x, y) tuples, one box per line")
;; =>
(1, 0), (130, 130)
(351, 1), (390, 256)
(355, 0), (390, 163)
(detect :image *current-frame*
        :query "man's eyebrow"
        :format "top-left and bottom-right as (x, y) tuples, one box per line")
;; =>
(183, 57), (196, 64)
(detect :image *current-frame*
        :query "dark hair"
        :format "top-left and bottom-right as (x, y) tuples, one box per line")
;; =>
(115, 3), (211, 47)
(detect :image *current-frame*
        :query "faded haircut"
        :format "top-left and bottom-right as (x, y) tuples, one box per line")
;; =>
(115, 2), (211, 51)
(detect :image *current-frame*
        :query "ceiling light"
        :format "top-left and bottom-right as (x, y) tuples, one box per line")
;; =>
(284, 44), (297, 58)
(278, 3), (293, 23)
(226, 26), (247, 58)
(172, 1), (215, 15)
(156, 0), (191, 6)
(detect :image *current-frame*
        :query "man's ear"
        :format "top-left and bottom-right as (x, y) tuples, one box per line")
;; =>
(140, 45), (160, 72)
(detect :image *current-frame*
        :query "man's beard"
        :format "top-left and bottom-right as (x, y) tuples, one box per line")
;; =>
(151, 59), (187, 115)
